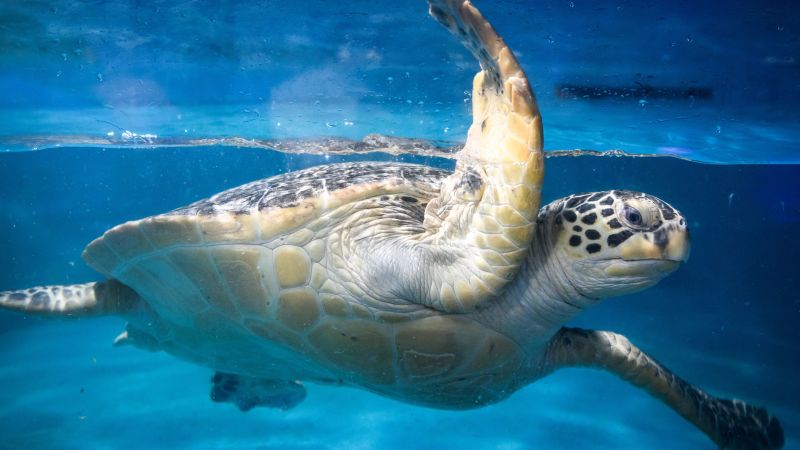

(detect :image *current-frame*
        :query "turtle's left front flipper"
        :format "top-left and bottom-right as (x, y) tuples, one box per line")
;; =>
(544, 327), (784, 450)
(0, 279), (138, 318)
(210, 373), (307, 412)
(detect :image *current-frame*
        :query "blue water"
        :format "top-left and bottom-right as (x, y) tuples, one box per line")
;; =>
(0, 0), (799, 449)
(1, 0), (799, 162)
(1, 149), (798, 449)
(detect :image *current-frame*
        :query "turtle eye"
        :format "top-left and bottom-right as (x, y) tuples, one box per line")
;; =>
(623, 205), (643, 227)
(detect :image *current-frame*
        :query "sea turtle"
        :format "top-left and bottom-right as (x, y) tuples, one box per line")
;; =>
(0, 1), (783, 448)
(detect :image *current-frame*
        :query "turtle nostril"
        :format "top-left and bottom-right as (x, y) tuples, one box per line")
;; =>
(653, 228), (669, 249)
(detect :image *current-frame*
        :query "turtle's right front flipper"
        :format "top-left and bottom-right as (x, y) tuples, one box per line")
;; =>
(545, 327), (784, 450)
(0, 279), (138, 318)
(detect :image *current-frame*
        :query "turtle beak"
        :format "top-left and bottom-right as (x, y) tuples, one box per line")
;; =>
(619, 222), (690, 264)
(665, 224), (691, 263)
(653, 220), (691, 263)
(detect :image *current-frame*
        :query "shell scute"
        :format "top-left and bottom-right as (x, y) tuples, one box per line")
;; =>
(211, 247), (272, 317)
(308, 319), (395, 385)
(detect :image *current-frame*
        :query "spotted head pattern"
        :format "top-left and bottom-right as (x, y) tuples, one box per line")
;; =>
(547, 190), (689, 261)
(534, 190), (690, 301)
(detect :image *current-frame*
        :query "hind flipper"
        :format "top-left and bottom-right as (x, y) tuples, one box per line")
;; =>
(210, 373), (306, 411)
(545, 328), (784, 450)
(0, 280), (138, 318)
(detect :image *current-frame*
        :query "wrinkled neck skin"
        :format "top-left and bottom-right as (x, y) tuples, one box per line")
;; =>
(474, 215), (596, 367)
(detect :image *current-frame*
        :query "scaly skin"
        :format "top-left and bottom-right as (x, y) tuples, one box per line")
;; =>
(384, 0), (544, 312)
(544, 328), (784, 450)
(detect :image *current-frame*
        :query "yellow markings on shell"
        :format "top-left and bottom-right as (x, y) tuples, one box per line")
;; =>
(277, 287), (320, 331)
(287, 228), (315, 247)
(169, 248), (238, 318)
(212, 247), (270, 317)
(309, 263), (328, 290)
(309, 319), (395, 385)
(199, 216), (241, 235)
(273, 245), (311, 289)
(305, 239), (326, 262)
(319, 294), (349, 317)
(199, 214), (258, 243)
(259, 204), (316, 240)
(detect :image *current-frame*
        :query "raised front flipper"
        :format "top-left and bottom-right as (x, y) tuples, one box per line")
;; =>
(545, 328), (784, 450)
(361, 0), (543, 313)
(210, 373), (306, 412)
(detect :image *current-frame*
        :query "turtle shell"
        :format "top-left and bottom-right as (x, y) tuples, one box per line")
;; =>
(82, 162), (524, 405)
(83, 162), (447, 324)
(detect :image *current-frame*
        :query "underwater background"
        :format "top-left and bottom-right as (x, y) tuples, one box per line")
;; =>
(0, 0), (798, 449)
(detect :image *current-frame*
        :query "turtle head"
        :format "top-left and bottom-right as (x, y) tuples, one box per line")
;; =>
(540, 190), (690, 302)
